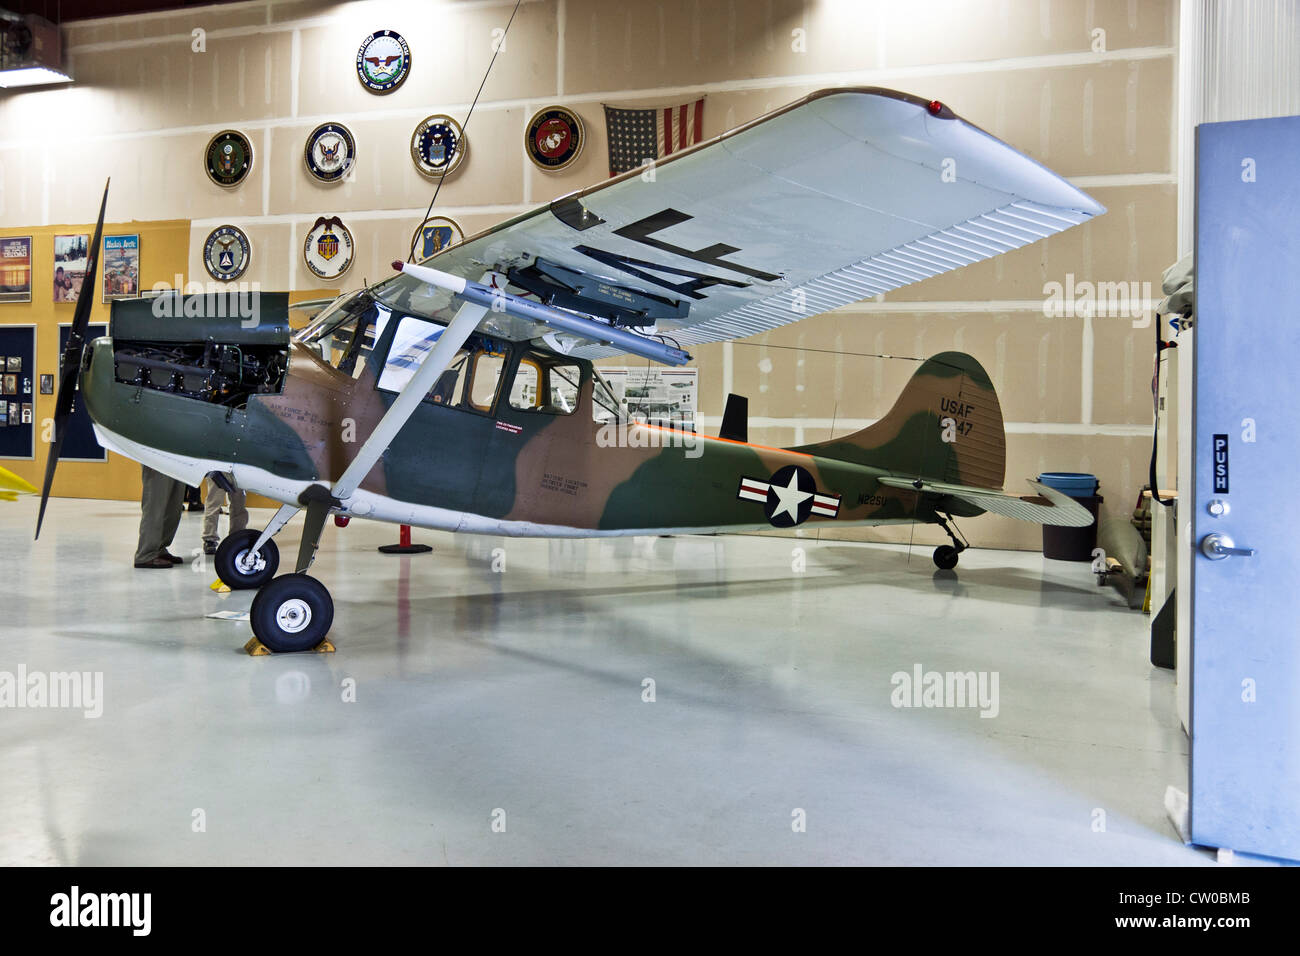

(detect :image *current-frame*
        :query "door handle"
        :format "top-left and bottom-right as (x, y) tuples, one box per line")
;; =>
(1200, 532), (1256, 560)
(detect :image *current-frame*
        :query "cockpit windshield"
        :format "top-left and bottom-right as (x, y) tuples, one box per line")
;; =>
(296, 290), (363, 344)
(296, 290), (405, 377)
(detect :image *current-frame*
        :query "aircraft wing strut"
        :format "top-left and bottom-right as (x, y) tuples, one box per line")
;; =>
(251, 276), (494, 571)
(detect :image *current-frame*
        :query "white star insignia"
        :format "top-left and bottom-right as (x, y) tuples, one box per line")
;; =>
(768, 471), (812, 521)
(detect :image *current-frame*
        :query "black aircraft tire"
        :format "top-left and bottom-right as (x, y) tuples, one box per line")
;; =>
(933, 545), (960, 570)
(215, 529), (280, 590)
(249, 574), (334, 653)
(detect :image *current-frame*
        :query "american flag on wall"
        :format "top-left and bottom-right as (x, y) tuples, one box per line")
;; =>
(603, 97), (705, 177)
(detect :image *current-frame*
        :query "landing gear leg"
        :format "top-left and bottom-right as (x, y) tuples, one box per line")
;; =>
(932, 513), (968, 571)
(250, 503), (299, 558)
(248, 496), (335, 653)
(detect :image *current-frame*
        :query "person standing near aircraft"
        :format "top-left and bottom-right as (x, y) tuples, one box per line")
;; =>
(134, 464), (185, 568)
(202, 476), (247, 555)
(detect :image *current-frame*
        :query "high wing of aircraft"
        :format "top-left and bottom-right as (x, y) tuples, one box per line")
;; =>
(38, 88), (1104, 654)
(374, 87), (1102, 357)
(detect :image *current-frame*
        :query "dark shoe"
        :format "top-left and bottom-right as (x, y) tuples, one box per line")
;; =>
(203, 541), (218, 555)
(134, 556), (174, 569)
(161, 551), (184, 564)
(187, 503), (204, 512)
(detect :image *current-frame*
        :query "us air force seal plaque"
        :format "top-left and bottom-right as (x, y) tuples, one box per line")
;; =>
(409, 216), (464, 261)
(203, 225), (251, 282)
(303, 216), (355, 280)
(304, 122), (356, 183)
(204, 130), (253, 188)
(526, 105), (584, 171)
(357, 30), (410, 94)
(410, 115), (465, 180)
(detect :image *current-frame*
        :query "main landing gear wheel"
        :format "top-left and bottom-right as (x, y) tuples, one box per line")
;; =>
(215, 529), (280, 589)
(933, 545), (961, 570)
(249, 573), (334, 653)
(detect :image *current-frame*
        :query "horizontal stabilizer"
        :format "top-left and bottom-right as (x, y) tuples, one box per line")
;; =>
(877, 477), (1095, 527)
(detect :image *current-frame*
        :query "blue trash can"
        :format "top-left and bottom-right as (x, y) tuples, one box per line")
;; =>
(1038, 472), (1102, 561)
(1037, 472), (1099, 497)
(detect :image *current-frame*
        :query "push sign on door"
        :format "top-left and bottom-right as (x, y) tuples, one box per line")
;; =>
(1213, 434), (1230, 493)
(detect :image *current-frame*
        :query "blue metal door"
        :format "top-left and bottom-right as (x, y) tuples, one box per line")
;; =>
(1191, 115), (1300, 860)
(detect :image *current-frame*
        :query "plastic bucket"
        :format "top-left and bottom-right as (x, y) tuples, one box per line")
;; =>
(1038, 472), (1101, 561)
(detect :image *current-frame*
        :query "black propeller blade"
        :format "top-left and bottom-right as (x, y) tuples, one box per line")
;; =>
(35, 178), (110, 540)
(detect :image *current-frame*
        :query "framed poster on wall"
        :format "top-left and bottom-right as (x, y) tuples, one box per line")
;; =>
(0, 237), (33, 303)
(103, 234), (140, 302)
(57, 323), (108, 462)
(0, 325), (35, 459)
(53, 234), (89, 303)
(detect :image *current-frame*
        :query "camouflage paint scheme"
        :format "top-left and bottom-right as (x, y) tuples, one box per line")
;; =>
(81, 301), (1004, 538)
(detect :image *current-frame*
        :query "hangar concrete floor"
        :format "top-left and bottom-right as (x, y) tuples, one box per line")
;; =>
(1, 498), (1207, 866)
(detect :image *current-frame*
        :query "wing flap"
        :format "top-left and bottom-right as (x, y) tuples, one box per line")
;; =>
(878, 477), (1095, 527)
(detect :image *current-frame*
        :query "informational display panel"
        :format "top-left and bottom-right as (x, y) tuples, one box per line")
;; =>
(0, 325), (36, 459)
(600, 366), (698, 431)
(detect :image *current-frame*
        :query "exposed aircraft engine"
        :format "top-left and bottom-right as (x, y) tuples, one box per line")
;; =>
(111, 340), (288, 407)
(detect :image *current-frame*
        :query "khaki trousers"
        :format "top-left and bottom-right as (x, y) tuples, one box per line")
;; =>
(202, 477), (248, 545)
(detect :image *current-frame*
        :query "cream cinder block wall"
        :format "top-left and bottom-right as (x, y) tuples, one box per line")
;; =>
(0, 0), (1176, 550)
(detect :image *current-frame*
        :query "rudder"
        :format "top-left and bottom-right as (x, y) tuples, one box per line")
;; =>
(797, 351), (1006, 489)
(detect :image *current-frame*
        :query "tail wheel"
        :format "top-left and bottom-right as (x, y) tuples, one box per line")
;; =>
(933, 545), (960, 570)
(215, 529), (280, 590)
(249, 574), (334, 653)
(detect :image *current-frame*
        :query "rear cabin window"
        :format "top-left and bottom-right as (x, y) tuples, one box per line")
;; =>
(468, 352), (507, 412)
(508, 352), (582, 415)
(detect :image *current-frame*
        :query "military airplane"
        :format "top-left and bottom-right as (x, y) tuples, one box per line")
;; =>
(38, 88), (1102, 653)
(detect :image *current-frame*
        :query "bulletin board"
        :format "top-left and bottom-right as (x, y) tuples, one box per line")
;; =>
(0, 325), (36, 459)
(57, 323), (108, 462)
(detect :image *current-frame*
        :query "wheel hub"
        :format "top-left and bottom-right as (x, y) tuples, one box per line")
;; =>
(235, 548), (266, 575)
(275, 598), (312, 634)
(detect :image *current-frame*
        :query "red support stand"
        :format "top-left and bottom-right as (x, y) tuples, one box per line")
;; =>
(378, 523), (432, 554)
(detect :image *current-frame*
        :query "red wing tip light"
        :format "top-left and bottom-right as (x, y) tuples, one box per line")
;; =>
(927, 100), (944, 116)
(391, 260), (405, 272)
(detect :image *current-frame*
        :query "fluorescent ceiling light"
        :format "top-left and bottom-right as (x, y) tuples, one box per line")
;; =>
(0, 66), (73, 89)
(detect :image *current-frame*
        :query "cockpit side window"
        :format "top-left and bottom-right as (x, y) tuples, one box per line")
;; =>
(376, 315), (508, 414)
